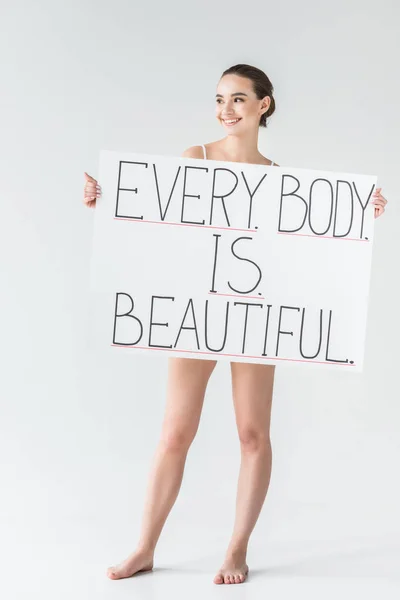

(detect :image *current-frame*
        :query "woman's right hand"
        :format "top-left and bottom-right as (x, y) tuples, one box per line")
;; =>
(83, 172), (102, 208)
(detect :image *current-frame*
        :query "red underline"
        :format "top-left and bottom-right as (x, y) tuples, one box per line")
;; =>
(277, 232), (369, 242)
(113, 218), (368, 241)
(209, 292), (265, 300)
(111, 344), (355, 366)
(114, 217), (257, 233)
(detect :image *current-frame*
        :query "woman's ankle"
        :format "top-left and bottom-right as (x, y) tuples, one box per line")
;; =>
(136, 542), (156, 556)
(226, 539), (248, 556)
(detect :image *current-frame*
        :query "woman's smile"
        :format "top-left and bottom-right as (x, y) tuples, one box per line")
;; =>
(222, 117), (242, 126)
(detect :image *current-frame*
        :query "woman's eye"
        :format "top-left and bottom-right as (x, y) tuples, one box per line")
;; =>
(216, 98), (243, 104)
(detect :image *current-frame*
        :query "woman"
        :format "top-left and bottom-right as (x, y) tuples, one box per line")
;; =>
(83, 64), (388, 585)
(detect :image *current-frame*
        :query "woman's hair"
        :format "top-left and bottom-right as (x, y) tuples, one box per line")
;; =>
(220, 64), (276, 128)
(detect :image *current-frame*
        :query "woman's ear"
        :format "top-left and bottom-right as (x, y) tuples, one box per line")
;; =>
(261, 96), (271, 114)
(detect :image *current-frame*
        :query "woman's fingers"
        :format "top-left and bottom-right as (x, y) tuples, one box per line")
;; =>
(85, 186), (101, 197)
(372, 187), (388, 219)
(83, 172), (101, 207)
(374, 200), (386, 218)
(373, 188), (388, 204)
(373, 196), (387, 209)
(84, 180), (102, 201)
(84, 172), (97, 183)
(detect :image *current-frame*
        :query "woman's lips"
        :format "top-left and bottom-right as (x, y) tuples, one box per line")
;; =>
(222, 118), (242, 126)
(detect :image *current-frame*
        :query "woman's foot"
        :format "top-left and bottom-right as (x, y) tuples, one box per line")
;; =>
(213, 548), (249, 584)
(106, 548), (154, 580)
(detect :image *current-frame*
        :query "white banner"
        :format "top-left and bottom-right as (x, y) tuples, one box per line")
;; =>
(89, 150), (376, 371)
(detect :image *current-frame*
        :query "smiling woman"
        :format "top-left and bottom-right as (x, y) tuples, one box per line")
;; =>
(216, 64), (276, 130)
(186, 63), (280, 166)
(82, 60), (388, 588)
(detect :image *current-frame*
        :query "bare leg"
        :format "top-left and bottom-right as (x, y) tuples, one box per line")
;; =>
(214, 362), (275, 584)
(107, 357), (216, 580)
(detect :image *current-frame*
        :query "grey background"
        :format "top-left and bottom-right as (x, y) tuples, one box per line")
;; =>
(1, 0), (399, 598)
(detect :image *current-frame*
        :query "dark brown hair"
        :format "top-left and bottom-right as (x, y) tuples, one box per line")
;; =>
(221, 64), (276, 128)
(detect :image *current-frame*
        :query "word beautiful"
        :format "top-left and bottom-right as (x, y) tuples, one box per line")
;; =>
(112, 291), (354, 366)
(115, 159), (376, 238)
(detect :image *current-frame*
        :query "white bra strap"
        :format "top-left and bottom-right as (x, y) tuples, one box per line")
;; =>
(270, 161), (274, 166)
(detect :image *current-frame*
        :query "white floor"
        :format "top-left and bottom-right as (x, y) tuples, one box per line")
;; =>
(2, 513), (399, 600)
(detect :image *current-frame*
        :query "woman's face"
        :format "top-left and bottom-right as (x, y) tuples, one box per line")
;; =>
(215, 74), (270, 133)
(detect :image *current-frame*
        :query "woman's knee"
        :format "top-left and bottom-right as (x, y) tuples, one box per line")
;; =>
(160, 427), (196, 453)
(237, 425), (271, 452)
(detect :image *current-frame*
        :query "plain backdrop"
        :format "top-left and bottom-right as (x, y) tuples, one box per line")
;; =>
(1, 1), (399, 598)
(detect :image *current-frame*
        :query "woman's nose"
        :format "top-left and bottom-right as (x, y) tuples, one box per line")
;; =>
(222, 102), (235, 115)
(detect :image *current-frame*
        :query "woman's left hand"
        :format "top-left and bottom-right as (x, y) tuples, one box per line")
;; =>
(373, 187), (388, 218)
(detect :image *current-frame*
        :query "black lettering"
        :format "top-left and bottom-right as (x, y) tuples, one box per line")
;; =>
(234, 301), (263, 354)
(228, 237), (262, 294)
(299, 308), (323, 359)
(275, 305), (300, 356)
(115, 160), (147, 220)
(241, 171), (267, 229)
(113, 292), (143, 345)
(149, 295), (174, 348)
(353, 182), (375, 239)
(204, 299), (229, 352)
(181, 165), (208, 225)
(209, 234), (222, 293)
(325, 310), (348, 363)
(174, 298), (200, 349)
(308, 179), (334, 235)
(333, 180), (353, 238)
(209, 168), (238, 227)
(278, 174), (307, 233)
(153, 163), (182, 221)
(261, 304), (273, 356)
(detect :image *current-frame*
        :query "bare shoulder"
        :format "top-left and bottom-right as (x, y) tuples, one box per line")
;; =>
(260, 153), (280, 166)
(180, 145), (204, 159)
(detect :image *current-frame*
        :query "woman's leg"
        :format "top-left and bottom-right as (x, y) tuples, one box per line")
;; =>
(214, 362), (275, 585)
(107, 356), (217, 580)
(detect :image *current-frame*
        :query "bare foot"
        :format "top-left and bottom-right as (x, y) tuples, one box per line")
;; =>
(213, 549), (249, 584)
(106, 548), (154, 580)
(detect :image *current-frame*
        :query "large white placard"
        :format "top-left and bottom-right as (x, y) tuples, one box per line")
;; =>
(89, 150), (376, 371)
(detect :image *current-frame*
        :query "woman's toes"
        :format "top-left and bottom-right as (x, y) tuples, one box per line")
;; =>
(107, 568), (118, 579)
(214, 563), (248, 584)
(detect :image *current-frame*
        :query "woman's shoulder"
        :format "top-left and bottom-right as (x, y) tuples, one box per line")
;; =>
(180, 144), (280, 166)
(260, 153), (279, 167)
(180, 145), (204, 158)
(264, 158), (280, 166)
